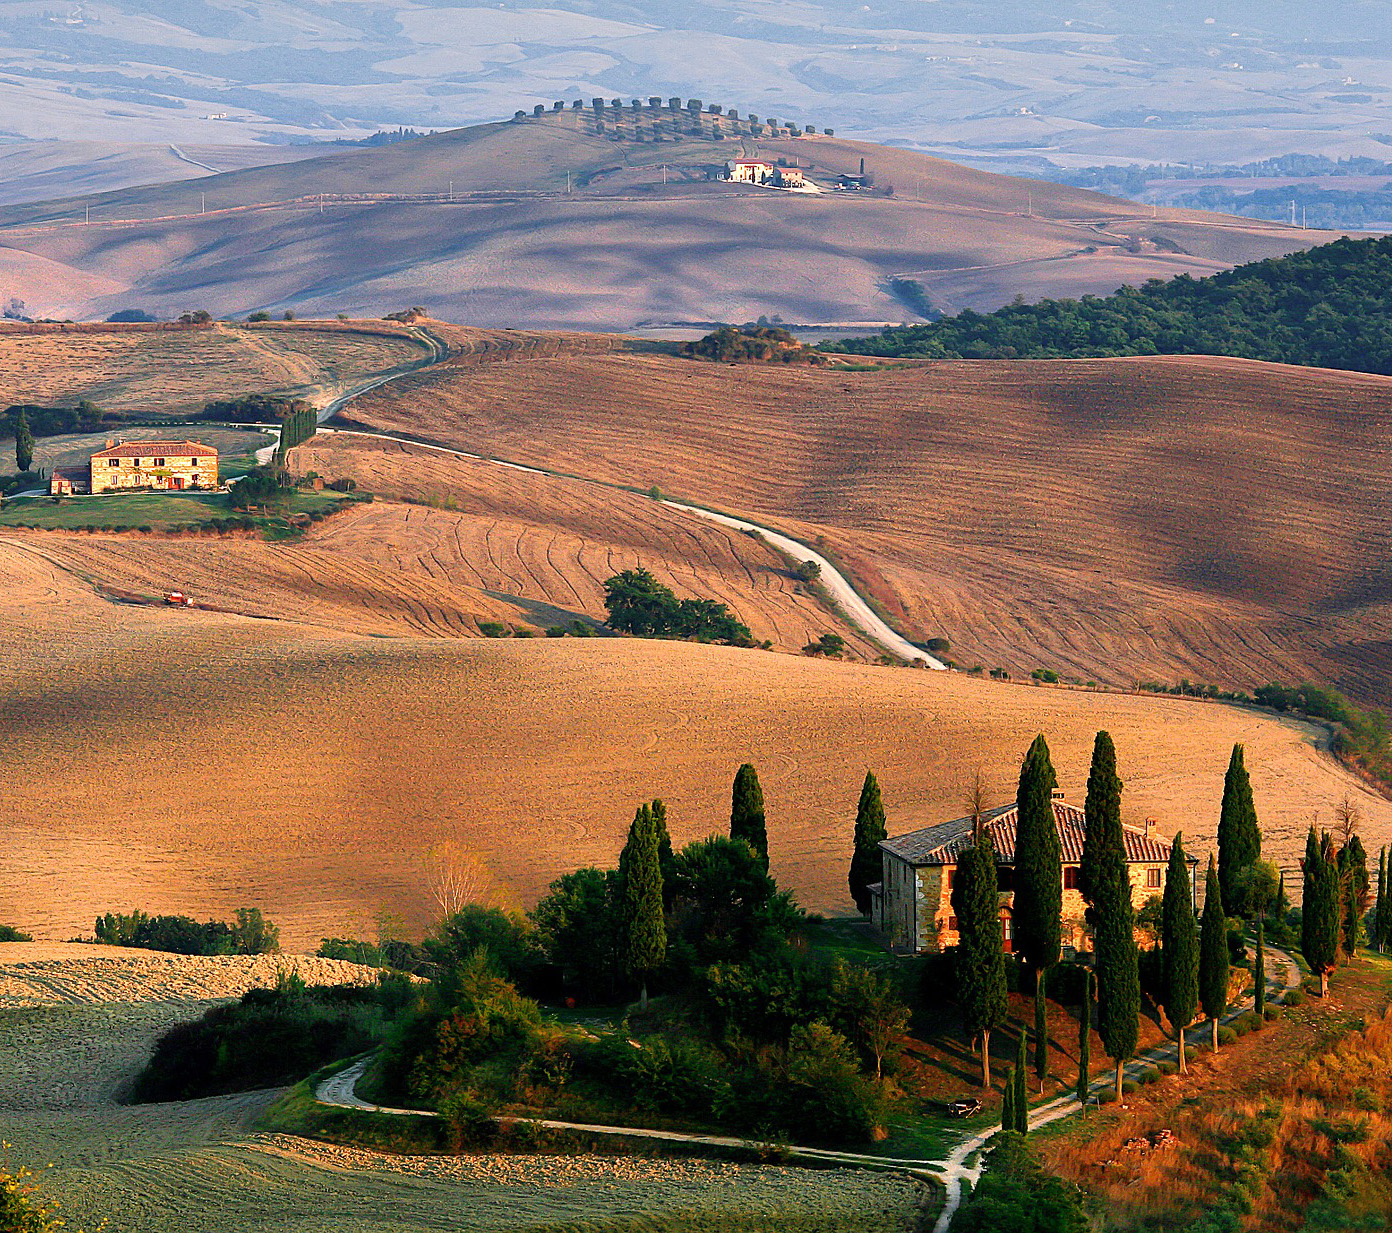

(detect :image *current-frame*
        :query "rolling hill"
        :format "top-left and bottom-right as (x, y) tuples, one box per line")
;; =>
(0, 319), (433, 418)
(331, 340), (1392, 710)
(0, 111), (1328, 328)
(0, 537), (1383, 951)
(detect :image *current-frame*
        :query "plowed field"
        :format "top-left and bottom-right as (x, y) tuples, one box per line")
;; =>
(0, 540), (1384, 951)
(0, 320), (429, 418)
(338, 346), (1392, 706)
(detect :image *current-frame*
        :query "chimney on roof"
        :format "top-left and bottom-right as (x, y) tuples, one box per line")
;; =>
(1145, 818), (1158, 840)
(1051, 787), (1065, 801)
(105, 438), (116, 449)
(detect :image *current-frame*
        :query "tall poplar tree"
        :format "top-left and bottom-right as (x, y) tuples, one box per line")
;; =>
(1013, 735), (1062, 977)
(1088, 737), (1139, 1101)
(1160, 834), (1199, 1073)
(14, 409), (33, 473)
(1376, 847), (1388, 953)
(1077, 968), (1093, 1107)
(1217, 744), (1261, 917)
(849, 771), (888, 914)
(952, 828), (1008, 1088)
(1199, 855), (1229, 1052)
(730, 764), (768, 867)
(1302, 827), (1340, 998)
(1034, 970), (1049, 1093)
(1080, 732), (1124, 925)
(621, 804), (666, 1010)
(1338, 834), (1370, 963)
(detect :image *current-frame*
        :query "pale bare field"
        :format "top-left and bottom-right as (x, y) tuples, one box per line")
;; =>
(0, 118), (1325, 326)
(0, 321), (428, 419)
(0, 541), (1383, 952)
(0, 945), (919, 1233)
(0, 944), (382, 1008)
(341, 347), (1392, 707)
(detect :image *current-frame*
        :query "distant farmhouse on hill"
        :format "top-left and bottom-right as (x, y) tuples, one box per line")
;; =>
(50, 440), (219, 496)
(724, 159), (805, 188)
(870, 789), (1198, 954)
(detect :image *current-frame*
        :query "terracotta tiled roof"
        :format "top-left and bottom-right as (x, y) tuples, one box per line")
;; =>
(51, 466), (87, 479)
(879, 800), (1192, 867)
(91, 441), (218, 459)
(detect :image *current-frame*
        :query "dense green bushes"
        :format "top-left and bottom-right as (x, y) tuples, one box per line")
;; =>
(953, 1133), (1088, 1232)
(681, 326), (827, 366)
(0, 924), (32, 941)
(228, 466), (295, 510)
(201, 394), (310, 424)
(94, 907), (279, 955)
(826, 236), (1392, 377)
(132, 972), (417, 1101)
(603, 568), (753, 645)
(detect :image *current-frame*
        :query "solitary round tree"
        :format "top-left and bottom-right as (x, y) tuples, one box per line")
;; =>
(1160, 833), (1199, 1073)
(730, 764), (768, 866)
(1198, 854), (1229, 1052)
(849, 771), (888, 914)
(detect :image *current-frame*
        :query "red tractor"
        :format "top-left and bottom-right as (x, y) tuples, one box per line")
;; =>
(163, 591), (194, 607)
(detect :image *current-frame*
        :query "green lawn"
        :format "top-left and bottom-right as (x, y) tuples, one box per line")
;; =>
(0, 487), (350, 536)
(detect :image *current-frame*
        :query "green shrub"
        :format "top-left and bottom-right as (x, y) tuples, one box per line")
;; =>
(1285, 989), (1306, 1007)
(477, 621), (509, 638)
(1121, 1079), (1139, 1095)
(94, 907), (279, 956)
(545, 626), (568, 638)
(1138, 1068), (1161, 1085)
(1264, 1005), (1281, 1021)
(438, 1088), (499, 1148)
(1232, 1018), (1251, 1037)
(132, 974), (412, 1101)
(0, 924), (32, 942)
(1157, 1061), (1178, 1076)
(1352, 1086), (1382, 1112)
(1217, 1026), (1237, 1046)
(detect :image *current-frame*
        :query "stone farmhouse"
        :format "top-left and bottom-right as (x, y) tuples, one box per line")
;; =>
(724, 159), (804, 188)
(50, 440), (219, 496)
(870, 789), (1198, 954)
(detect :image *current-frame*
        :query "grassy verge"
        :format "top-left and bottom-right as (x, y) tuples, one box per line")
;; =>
(0, 487), (353, 538)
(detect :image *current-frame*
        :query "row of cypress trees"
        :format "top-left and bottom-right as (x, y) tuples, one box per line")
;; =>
(1301, 819), (1380, 997)
(616, 764), (772, 1009)
(953, 735), (1274, 1109)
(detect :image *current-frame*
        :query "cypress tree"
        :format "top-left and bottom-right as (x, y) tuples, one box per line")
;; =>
(1338, 834), (1370, 963)
(1080, 732), (1124, 925)
(1254, 917), (1265, 1017)
(651, 798), (675, 902)
(1160, 833), (1199, 1073)
(1302, 827), (1340, 998)
(1034, 970), (1048, 1092)
(1013, 735), (1062, 977)
(1217, 744), (1261, 916)
(730, 764), (768, 866)
(1199, 855), (1229, 1052)
(952, 829), (1009, 1088)
(14, 409), (33, 473)
(621, 803), (666, 1010)
(1014, 1030), (1029, 1134)
(1001, 1064), (1016, 1133)
(1077, 967), (1093, 1107)
(849, 771), (888, 914)
(1089, 739), (1139, 1101)
(1377, 847), (1388, 953)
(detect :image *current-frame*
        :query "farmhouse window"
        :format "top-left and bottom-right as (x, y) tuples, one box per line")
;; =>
(1146, 867), (1162, 889)
(945, 868), (955, 889)
(1064, 866), (1080, 889)
(948, 915), (958, 932)
(108, 459), (119, 467)
(155, 458), (165, 466)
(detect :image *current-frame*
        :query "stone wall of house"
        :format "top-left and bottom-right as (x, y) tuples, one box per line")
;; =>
(91, 453), (218, 494)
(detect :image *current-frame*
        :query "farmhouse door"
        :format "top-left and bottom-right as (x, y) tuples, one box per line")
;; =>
(1000, 909), (1014, 953)
(170, 477), (184, 490)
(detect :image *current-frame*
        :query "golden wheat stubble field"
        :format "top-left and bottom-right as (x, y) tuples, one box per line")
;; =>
(339, 346), (1392, 707)
(0, 321), (428, 418)
(0, 540), (1384, 952)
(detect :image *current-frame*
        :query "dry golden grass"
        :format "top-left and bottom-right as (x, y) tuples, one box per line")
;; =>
(340, 346), (1392, 707)
(0, 538), (1384, 950)
(0, 321), (427, 418)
